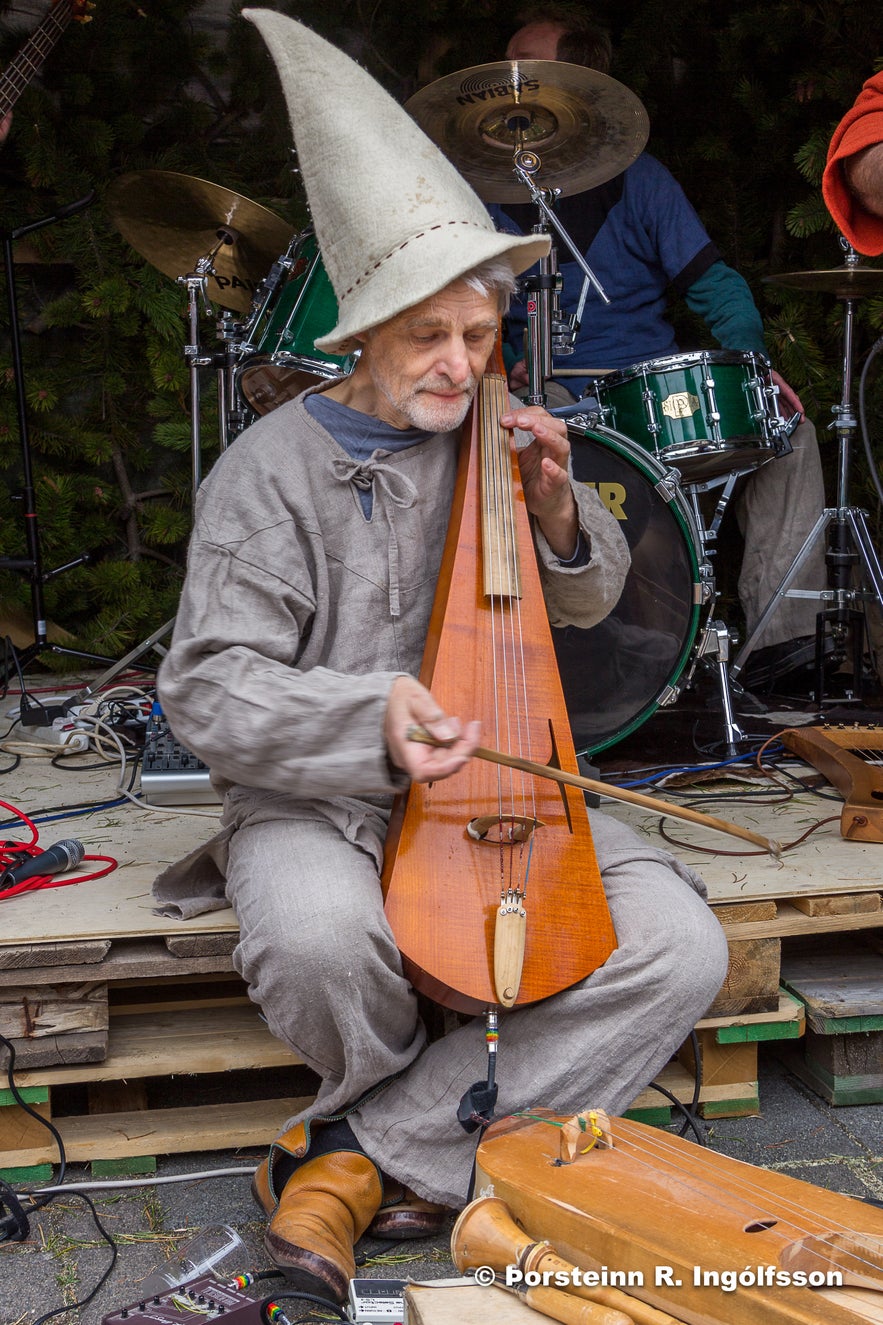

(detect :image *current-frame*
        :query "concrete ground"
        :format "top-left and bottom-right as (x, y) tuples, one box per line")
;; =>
(2, 1045), (882, 1324)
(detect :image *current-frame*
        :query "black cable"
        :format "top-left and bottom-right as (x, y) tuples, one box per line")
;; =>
(0, 1032), (66, 1203)
(30, 1190), (118, 1325)
(646, 1081), (707, 1145)
(260, 1291), (349, 1322)
(0, 1033), (118, 1320)
(680, 1028), (702, 1138)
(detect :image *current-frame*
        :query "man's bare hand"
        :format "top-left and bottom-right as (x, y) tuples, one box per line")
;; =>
(500, 404), (579, 559)
(385, 676), (480, 783)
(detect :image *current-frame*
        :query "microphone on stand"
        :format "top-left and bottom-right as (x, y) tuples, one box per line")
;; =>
(0, 839), (86, 891)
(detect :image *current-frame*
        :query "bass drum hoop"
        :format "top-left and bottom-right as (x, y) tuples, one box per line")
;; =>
(557, 424), (703, 756)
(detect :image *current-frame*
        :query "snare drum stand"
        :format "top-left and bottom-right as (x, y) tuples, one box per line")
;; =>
(678, 468), (759, 754)
(730, 247), (883, 703)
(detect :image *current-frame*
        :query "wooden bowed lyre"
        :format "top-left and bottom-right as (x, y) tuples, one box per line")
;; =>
(455, 1110), (883, 1325)
(779, 725), (883, 843)
(381, 372), (617, 1015)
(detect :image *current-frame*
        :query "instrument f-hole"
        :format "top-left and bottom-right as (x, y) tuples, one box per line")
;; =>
(744, 1218), (779, 1232)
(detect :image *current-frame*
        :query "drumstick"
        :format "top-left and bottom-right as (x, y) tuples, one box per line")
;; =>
(407, 727), (782, 857)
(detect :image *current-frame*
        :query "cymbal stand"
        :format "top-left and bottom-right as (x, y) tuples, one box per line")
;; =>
(0, 194), (123, 688)
(216, 310), (247, 451)
(216, 231), (303, 447)
(179, 239), (230, 499)
(511, 157), (608, 407)
(730, 246), (883, 702)
(66, 239), (233, 704)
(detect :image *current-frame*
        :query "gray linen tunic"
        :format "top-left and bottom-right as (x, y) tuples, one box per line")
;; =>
(155, 391), (728, 1207)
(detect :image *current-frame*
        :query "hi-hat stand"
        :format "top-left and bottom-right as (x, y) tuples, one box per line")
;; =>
(0, 194), (123, 688)
(730, 245), (883, 702)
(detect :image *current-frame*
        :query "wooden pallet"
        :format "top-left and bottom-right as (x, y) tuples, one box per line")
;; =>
(0, 984), (807, 1180)
(1, 999), (312, 1174)
(781, 937), (883, 1105)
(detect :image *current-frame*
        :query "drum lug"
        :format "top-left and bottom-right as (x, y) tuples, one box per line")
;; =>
(656, 681), (682, 707)
(700, 372), (723, 440)
(653, 468), (682, 503)
(641, 385), (662, 436)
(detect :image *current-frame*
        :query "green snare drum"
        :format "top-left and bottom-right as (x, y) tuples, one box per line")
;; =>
(594, 350), (785, 482)
(554, 424), (703, 756)
(237, 229), (357, 415)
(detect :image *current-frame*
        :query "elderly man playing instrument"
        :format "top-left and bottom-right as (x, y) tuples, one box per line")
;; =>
(153, 10), (728, 1307)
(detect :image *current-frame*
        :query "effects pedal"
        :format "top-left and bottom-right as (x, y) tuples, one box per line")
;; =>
(347, 1278), (406, 1323)
(102, 1274), (264, 1324)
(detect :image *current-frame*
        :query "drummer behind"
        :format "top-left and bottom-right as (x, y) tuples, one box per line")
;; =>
(823, 68), (883, 256)
(491, 6), (830, 697)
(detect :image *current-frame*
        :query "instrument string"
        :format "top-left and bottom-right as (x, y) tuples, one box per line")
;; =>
(482, 377), (537, 897)
(499, 381), (539, 867)
(606, 1119), (883, 1278)
(482, 382), (517, 896)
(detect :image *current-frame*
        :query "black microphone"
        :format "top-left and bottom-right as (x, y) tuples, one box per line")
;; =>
(0, 839), (86, 891)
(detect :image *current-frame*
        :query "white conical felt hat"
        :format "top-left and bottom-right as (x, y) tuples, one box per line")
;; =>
(242, 9), (550, 354)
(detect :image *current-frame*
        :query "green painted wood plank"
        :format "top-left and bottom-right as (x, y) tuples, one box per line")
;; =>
(0, 1163), (53, 1183)
(90, 1155), (157, 1177)
(0, 1087), (49, 1107)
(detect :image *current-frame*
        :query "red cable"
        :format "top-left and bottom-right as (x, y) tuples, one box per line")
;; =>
(0, 797), (118, 900)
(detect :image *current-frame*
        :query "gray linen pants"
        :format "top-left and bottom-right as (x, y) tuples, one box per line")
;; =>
(227, 803), (728, 1209)
(735, 419), (828, 649)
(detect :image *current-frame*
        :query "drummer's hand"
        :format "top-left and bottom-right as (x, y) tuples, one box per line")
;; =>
(508, 357), (529, 391)
(771, 369), (805, 423)
(384, 676), (480, 784)
(500, 404), (580, 560)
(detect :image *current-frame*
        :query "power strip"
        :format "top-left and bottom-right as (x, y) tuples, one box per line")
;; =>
(102, 1273), (264, 1323)
(15, 719), (89, 752)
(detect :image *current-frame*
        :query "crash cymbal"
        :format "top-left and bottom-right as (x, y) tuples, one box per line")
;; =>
(764, 266), (883, 298)
(405, 60), (648, 202)
(106, 170), (296, 314)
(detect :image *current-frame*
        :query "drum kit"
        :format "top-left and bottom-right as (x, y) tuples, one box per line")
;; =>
(102, 58), (883, 755)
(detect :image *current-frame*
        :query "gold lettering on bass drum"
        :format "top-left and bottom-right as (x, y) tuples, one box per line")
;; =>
(582, 482), (627, 520)
(662, 391), (700, 419)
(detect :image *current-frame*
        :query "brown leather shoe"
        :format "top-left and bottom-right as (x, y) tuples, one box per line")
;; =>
(265, 1149), (382, 1301)
(253, 1120), (383, 1303)
(251, 1155), (273, 1216)
(367, 1185), (448, 1240)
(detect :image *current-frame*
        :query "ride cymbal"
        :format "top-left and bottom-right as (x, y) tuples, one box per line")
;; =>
(764, 266), (883, 298)
(404, 59), (648, 202)
(106, 170), (296, 313)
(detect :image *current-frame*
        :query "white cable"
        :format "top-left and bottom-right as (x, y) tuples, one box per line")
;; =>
(28, 1165), (258, 1195)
